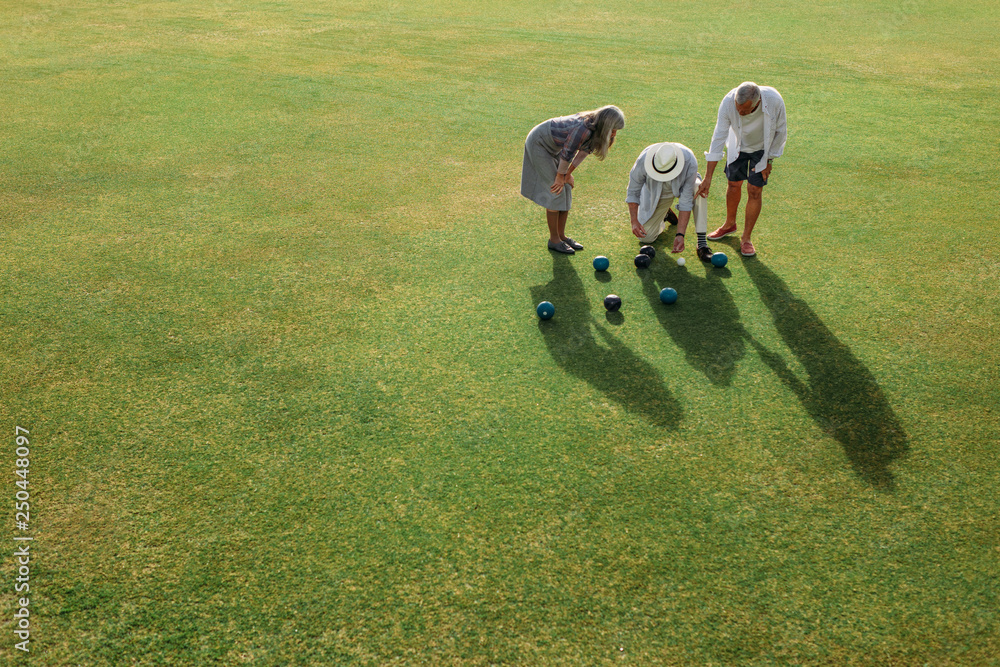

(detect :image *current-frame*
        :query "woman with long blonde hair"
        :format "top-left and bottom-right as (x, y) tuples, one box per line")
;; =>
(520, 105), (625, 254)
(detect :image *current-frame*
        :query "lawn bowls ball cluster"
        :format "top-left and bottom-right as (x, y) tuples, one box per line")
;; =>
(711, 252), (728, 268)
(540, 243), (688, 317)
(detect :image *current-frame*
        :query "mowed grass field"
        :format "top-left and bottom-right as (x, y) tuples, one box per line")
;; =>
(1, 0), (999, 664)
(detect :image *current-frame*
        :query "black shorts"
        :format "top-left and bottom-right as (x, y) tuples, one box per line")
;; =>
(725, 150), (768, 187)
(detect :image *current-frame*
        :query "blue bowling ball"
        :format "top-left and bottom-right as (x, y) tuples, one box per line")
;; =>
(536, 301), (555, 320)
(593, 255), (610, 271)
(659, 287), (678, 304)
(711, 252), (728, 268)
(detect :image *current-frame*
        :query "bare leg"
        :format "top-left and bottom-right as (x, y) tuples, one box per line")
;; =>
(725, 180), (742, 229)
(744, 184), (763, 241)
(557, 210), (569, 240)
(546, 209), (561, 243)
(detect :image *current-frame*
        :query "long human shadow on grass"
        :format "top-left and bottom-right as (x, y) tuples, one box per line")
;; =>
(530, 254), (682, 429)
(639, 245), (746, 386)
(726, 244), (909, 489)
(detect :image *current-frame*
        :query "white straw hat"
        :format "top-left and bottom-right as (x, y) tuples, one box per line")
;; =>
(644, 142), (685, 182)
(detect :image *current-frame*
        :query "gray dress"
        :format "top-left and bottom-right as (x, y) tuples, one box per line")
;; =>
(520, 120), (572, 212)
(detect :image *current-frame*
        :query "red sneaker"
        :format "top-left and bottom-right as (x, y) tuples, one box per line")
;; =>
(707, 225), (738, 240)
(740, 240), (756, 257)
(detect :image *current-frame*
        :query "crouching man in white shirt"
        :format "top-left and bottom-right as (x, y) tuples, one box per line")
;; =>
(626, 142), (713, 263)
(697, 82), (787, 257)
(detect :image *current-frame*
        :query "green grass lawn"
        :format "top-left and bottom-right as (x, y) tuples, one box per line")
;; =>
(1, 0), (998, 664)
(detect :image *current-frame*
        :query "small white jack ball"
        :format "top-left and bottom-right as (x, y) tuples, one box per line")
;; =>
(677, 257), (686, 266)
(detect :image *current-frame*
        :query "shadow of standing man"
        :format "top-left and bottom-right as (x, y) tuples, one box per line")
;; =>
(740, 254), (909, 489)
(530, 254), (682, 429)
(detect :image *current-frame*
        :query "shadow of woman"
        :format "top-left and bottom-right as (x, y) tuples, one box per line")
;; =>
(740, 254), (909, 489)
(530, 254), (682, 429)
(640, 256), (746, 387)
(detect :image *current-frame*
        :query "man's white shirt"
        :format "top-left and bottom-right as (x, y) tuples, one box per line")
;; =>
(739, 104), (765, 153)
(705, 86), (787, 174)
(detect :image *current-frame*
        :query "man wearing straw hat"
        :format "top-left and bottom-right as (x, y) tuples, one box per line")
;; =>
(626, 142), (713, 262)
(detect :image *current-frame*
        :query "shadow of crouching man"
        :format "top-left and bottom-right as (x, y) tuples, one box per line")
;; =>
(640, 253), (746, 387)
(530, 253), (682, 429)
(742, 256), (909, 489)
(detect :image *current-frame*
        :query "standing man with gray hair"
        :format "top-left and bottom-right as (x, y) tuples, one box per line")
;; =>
(696, 82), (786, 257)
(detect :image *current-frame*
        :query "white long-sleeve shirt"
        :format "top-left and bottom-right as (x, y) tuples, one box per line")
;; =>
(705, 86), (787, 174)
(626, 144), (700, 226)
